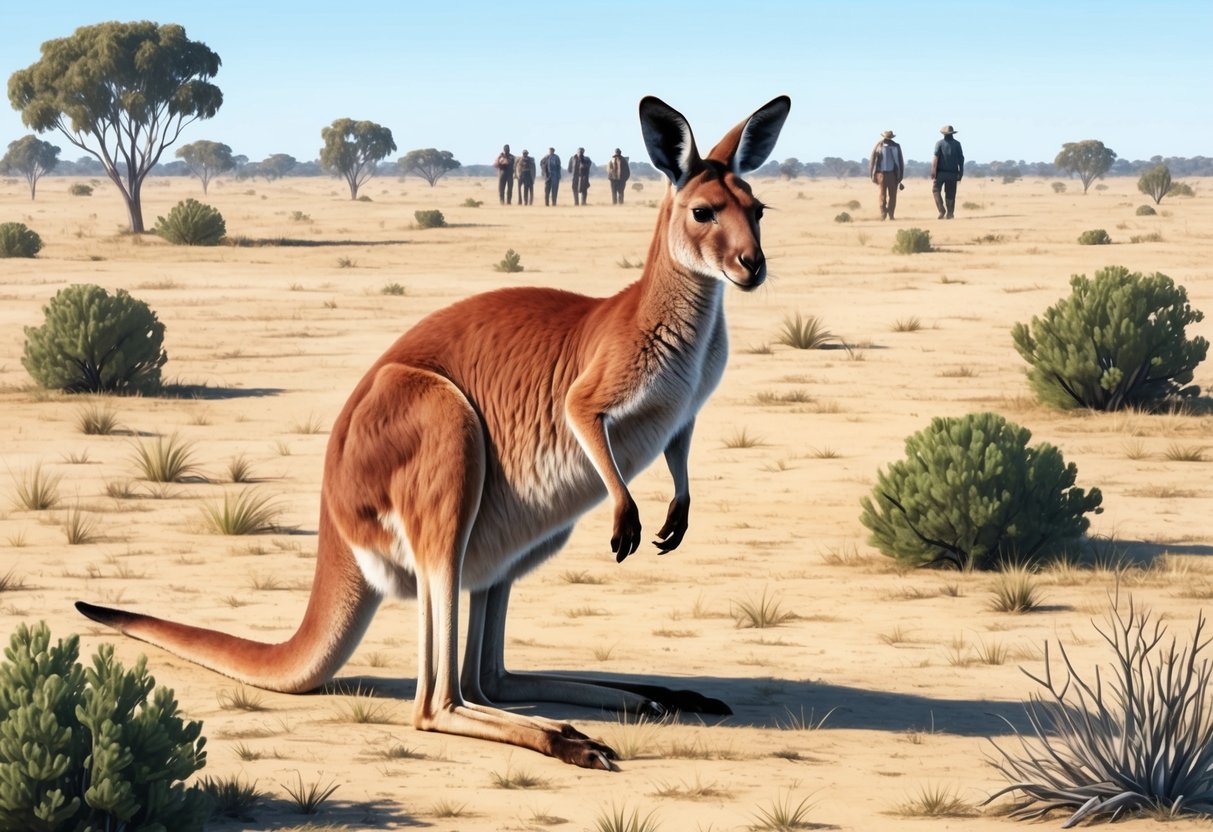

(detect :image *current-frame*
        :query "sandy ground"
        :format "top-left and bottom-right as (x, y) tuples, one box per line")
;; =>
(2, 170), (1213, 831)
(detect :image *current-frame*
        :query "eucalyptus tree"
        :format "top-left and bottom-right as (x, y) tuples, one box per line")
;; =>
(320, 118), (396, 199)
(1054, 140), (1116, 194)
(1, 135), (59, 199)
(399, 148), (461, 187)
(175, 140), (235, 194)
(8, 21), (222, 232)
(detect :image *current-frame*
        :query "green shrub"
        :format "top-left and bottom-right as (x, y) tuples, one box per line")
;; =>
(893, 227), (932, 254)
(1077, 228), (1111, 245)
(845, 199), (860, 210)
(0, 622), (209, 831)
(1051, 182), (1066, 193)
(414, 209), (446, 228)
(833, 211), (851, 223)
(0, 222), (42, 258)
(153, 198), (226, 246)
(460, 198), (482, 208)
(69, 183), (93, 196)
(1137, 163), (1172, 205)
(23, 284), (167, 394)
(493, 249), (523, 273)
(859, 412), (1102, 570)
(1170, 181), (1195, 197)
(1012, 266), (1208, 411)
(1135, 204), (1157, 216)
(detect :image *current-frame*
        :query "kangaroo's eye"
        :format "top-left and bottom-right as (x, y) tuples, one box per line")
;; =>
(691, 207), (715, 224)
(755, 204), (765, 221)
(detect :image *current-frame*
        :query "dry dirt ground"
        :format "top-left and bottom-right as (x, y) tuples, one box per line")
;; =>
(2, 171), (1213, 831)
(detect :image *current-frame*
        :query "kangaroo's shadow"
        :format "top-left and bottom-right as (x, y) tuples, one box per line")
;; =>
(333, 672), (1031, 737)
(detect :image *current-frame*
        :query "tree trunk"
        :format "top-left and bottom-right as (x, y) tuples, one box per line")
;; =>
(127, 183), (145, 233)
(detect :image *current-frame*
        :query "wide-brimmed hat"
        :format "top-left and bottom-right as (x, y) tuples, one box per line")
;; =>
(881, 130), (895, 139)
(940, 125), (957, 135)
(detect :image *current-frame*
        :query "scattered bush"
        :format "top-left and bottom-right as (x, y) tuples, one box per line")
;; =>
(380, 282), (406, 296)
(1077, 228), (1111, 245)
(893, 227), (932, 254)
(1051, 182), (1066, 193)
(859, 412), (1102, 570)
(357, 195), (372, 202)
(414, 209), (446, 228)
(845, 199), (861, 210)
(1170, 181), (1195, 197)
(776, 313), (835, 349)
(154, 198), (226, 245)
(1012, 265), (1208, 410)
(0, 622), (209, 831)
(986, 598), (1213, 826)
(961, 201), (982, 211)
(69, 183), (93, 196)
(833, 211), (851, 223)
(631, 182), (643, 191)
(1137, 163), (1173, 204)
(1135, 204), (1156, 216)
(460, 198), (482, 208)
(22, 284), (167, 394)
(1129, 232), (1163, 244)
(0, 222), (43, 258)
(494, 249), (523, 273)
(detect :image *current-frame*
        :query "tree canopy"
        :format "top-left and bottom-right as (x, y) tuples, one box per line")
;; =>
(255, 153), (297, 181)
(175, 140), (234, 194)
(399, 148), (461, 187)
(1054, 140), (1116, 194)
(7, 21), (222, 232)
(320, 118), (396, 199)
(1, 135), (59, 199)
(1137, 163), (1173, 205)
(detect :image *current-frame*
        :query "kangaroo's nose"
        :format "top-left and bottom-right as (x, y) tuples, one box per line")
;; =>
(738, 253), (766, 283)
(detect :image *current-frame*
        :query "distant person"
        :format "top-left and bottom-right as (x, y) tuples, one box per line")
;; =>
(568, 147), (592, 206)
(607, 148), (631, 204)
(515, 150), (536, 206)
(540, 147), (561, 206)
(931, 125), (964, 219)
(868, 130), (904, 220)
(494, 144), (515, 205)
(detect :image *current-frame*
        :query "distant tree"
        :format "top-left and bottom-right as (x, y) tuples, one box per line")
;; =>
(778, 157), (803, 180)
(8, 21), (222, 232)
(398, 148), (460, 187)
(1054, 140), (1116, 194)
(320, 118), (396, 199)
(1137, 163), (1173, 205)
(1, 135), (59, 199)
(822, 156), (859, 179)
(258, 153), (297, 181)
(175, 140), (234, 194)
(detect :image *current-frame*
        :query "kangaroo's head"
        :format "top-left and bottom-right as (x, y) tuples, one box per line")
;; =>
(640, 95), (790, 291)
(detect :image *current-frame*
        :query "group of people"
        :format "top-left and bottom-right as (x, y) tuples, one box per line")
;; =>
(868, 125), (965, 220)
(494, 145), (631, 206)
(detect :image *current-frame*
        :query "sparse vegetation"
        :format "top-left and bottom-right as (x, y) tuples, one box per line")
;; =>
(1077, 228), (1111, 245)
(1012, 266), (1208, 410)
(461, 197), (482, 207)
(200, 774), (265, 821)
(10, 463), (61, 510)
(154, 198), (226, 245)
(1136, 204), (1157, 216)
(776, 313), (835, 349)
(414, 208), (446, 229)
(748, 791), (816, 830)
(380, 282), (406, 296)
(732, 588), (797, 628)
(69, 182), (93, 196)
(860, 412), (1102, 570)
(494, 248), (523, 273)
(1137, 163), (1173, 204)
(280, 772), (340, 814)
(987, 567), (1044, 613)
(833, 211), (851, 223)
(0, 222), (42, 258)
(893, 227), (932, 254)
(129, 434), (200, 482)
(592, 803), (661, 832)
(75, 400), (119, 435)
(1051, 181), (1066, 193)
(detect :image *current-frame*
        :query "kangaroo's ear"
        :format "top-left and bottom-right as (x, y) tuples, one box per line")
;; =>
(708, 95), (791, 175)
(639, 96), (702, 189)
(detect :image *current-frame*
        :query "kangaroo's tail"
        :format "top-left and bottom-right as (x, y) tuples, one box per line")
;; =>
(76, 514), (380, 693)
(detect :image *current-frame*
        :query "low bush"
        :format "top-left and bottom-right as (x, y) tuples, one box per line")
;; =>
(893, 227), (932, 254)
(69, 183), (93, 196)
(494, 249), (523, 273)
(1051, 182), (1066, 193)
(1012, 266), (1208, 410)
(154, 198), (226, 246)
(414, 209), (446, 228)
(0, 222), (42, 258)
(1135, 204), (1157, 216)
(0, 622), (209, 831)
(1077, 228), (1111, 245)
(833, 211), (851, 223)
(460, 198), (482, 208)
(859, 412), (1102, 570)
(23, 284), (167, 394)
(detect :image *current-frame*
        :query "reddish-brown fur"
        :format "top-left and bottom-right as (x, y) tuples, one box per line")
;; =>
(78, 95), (790, 768)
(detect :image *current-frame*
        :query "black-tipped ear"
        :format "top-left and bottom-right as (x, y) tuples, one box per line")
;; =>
(639, 96), (702, 189)
(732, 95), (791, 174)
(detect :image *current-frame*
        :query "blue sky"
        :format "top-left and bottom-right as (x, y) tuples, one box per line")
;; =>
(2, 1), (1209, 168)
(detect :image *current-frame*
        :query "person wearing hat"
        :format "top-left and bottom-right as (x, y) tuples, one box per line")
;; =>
(931, 125), (965, 219)
(607, 147), (631, 205)
(514, 149), (536, 206)
(568, 147), (592, 206)
(494, 143), (515, 205)
(869, 130), (905, 220)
